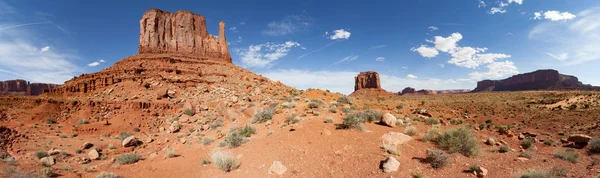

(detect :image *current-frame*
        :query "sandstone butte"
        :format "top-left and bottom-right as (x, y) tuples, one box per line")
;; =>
(472, 69), (600, 92)
(0, 79), (59, 96)
(350, 71), (397, 98)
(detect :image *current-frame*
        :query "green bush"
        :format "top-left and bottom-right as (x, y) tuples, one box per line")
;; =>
(382, 143), (399, 155)
(521, 166), (566, 178)
(519, 151), (534, 158)
(554, 149), (579, 163)
(425, 149), (450, 169)
(203, 137), (214, 145)
(251, 108), (274, 123)
(184, 109), (194, 116)
(424, 117), (440, 125)
(209, 119), (224, 129)
(96, 172), (121, 178)
(341, 106), (352, 113)
(421, 127), (440, 142)
(363, 109), (382, 123)
(325, 117), (334, 123)
(238, 125), (256, 137)
(590, 137), (600, 154)
(338, 112), (365, 130)
(328, 107), (337, 113)
(520, 137), (534, 149)
(40, 167), (55, 177)
(435, 127), (479, 157)
(395, 104), (404, 110)
(116, 154), (141, 165)
(499, 146), (510, 153)
(34, 151), (48, 159)
(285, 114), (300, 125)
(449, 118), (463, 125)
(225, 132), (245, 148)
(308, 101), (321, 109)
(211, 150), (240, 172)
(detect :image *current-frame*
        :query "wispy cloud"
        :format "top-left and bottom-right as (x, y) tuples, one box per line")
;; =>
(0, 22), (51, 31)
(428, 26), (439, 31)
(368, 45), (386, 50)
(333, 55), (358, 64)
(87, 59), (105, 67)
(375, 57), (385, 62)
(298, 41), (338, 59)
(406, 74), (417, 79)
(237, 41), (301, 68)
(327, 29), (351, 40)
(262, 15), (312, 36)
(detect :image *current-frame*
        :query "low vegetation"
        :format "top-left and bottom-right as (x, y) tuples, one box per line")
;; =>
(499, 145), (510, 153)
(116, 154), (141, 165)
(96, 172), (121, 178)
(251, 108), (274, 123)
(520, 137), (535, 149)
(405, 126), (418, 136)
(425, 149), (450, 169)
(238, 125), (256, 137)
(34, 151), (48, 159)
(211, 150), (240, 172)
(382, 143), (400, 155)
(423, 117), (440, 125)
(224, 131), (245, 148)
(554, 149), (579, 163)
(521, 166), (566, 178)
(590, 137), (600, 154)
(165, 147), (177, 158)
(337, 96), (353, 105)
(435, 127), (479, 157)
(40, 167), (55, 177)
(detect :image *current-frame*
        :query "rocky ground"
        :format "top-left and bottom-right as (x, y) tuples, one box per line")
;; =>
(1, 90), (599, 178)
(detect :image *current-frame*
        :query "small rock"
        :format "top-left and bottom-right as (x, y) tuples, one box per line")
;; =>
(268, 161), (287, 175)
(381, 113), (397, 128)
(475, 166), (488, 177)
(167, 89), (176, 98)
(47, 149), (63, 156)
(40, 156), (55, 166)
(179, 138), (187, 144)
(81, 142), (93, 149)
(381, 132), (412, 145)
(88, 149), (100, 160)
(515, 157), (529, 162)
(77, 157), (91, 164)
(122, 136), (139, 147)
(568, 134), (592, 143)
(199, 105), (209, 111)
(381, 157), (400, 173)
(485, 138), (496, 145)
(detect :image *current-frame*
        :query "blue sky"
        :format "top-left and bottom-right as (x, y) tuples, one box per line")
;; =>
(1, 0), (599, 94)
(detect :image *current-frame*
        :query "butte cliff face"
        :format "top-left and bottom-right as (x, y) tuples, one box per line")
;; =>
(0, 79), (59, 96)
(354, 71), (381, 91)
(472, 69), (598, 92)
(138, 9), (231, 63)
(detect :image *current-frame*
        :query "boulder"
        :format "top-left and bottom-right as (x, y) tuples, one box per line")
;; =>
(268, 161), (287, 175)
(381, 132), (412, 145)
(485, 138), (496, 145)
(40, 156), (55, 166)
(88, 149), (100, 160)
(474, 166), (488, 177)
(381, 113), (397, 128)
(381, 157), (400, 173)
(122, 136), (139, 147)
(568, 134), (592, 143)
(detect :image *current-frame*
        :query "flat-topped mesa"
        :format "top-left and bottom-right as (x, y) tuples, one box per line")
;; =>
(472, 69), (599, 92)
(0, 79), (60, 96)
(354, 71), (381, 91)
(138, 9), (231, 63)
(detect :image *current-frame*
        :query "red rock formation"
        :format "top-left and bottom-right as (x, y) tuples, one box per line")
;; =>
(0, 79), (59, 96)
(400, 87), (416, 95)
(138, 9), (231, 63)
(472, 69), (599, 92)
(354, 71), (381, 91)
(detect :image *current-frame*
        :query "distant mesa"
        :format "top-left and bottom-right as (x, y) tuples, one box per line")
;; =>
(0, 79), (59, 96)
(399, 87), (469, 95)
(472, 69), (599, 92)
(350, 71), (396, 97)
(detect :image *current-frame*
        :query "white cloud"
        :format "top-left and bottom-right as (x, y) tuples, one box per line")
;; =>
(334, 55), (358, 64)
(87, 59), (105, 67)
(40, 46), (49, 53)
(478, 0), (487, 8)
(489, 7), (507, 14)
(375, 57), (385, 62)
(546, 52), (568, 61)
(433, 32), (462, 52)
(529, 8), (600, 65)
(488, 0), (522, 14)
(237, 41), (301, 68)
(229, 26), (238, 33)
(535, 10), (576, 21)
(261, 69), (472, 95)
(406, 74), (417, 79)
(328, 29), (351, 40)
(448, 47), (511, 68)
(262, 15), (311, 36)
(508, 0), (523, 5)
(438, 64), (445, 68)
(428, 26), (439, 31)
(468, 61), (518, 80)
(411, 45), (439, 58)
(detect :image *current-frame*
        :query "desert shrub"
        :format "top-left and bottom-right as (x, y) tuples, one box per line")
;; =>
(499, 146), (510, 153)
(337, 96), (353, 105)
(285, 114), (300, 125)
(209, 119), (224, 129)
(421, 127), (441, 142)
(77, 119), (90, 125)
(543, 139), (554, 146)
(424, 117), (440, 125)
(184, 109), (194, 116)
(203, 137), (214, 145)
(165, 147), (177, 158)
(328, 107), (338, 113)
(325, 117), (334, 123)
(3, 157), (16, 166)
(396, 104), (404, 109)
(425, 149), (450, 169)
(382, 143), (399, 155)
(341, 106), (352, 113)
(116, 154), (141, 165)
(520, 137), (535, 149)
(405, 126), (418, 136)
(281, 102), (295, 109)
(308, 101), (321, 109)
(497, 125), (513, 135)
(468, 163), (479, 172)
(96, 172), (121, 178)
(45, 118), (56, 124)
(225, 132), (245, 148)
(34, 151), (48, 159)
(590, 137), (600, 154)
(202, 159), (211, 165)
(449, 118), (463, 125)
(40, 167), (55, 177)
(75, 149), (83, 154)
(435, 127), (479, 157)
(338, 112), (366, 130)
(519, 150), (534, 158)
(238, 125), (256, 137)
(363, 109), (382, 123)
(251, 108), (274, 123)
(119, 132), (132, 141)
(2, 167), (39, 177)
(133, 127), (140, 132)
(521, 166), (567, 178)
(211, 150), (240, 172)
(554, 149), (579, 163)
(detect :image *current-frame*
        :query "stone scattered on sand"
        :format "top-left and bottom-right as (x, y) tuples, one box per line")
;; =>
(381, 132), (412, 145)
(268, 161), (287, 175)
(568, 134), (592, 143)
(381, 157), (400, 173)
(381, 113), (397, 128)
(88, 149), (100, 160)
(40, 156), (55, 166)
(122, 136), (139, 147)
